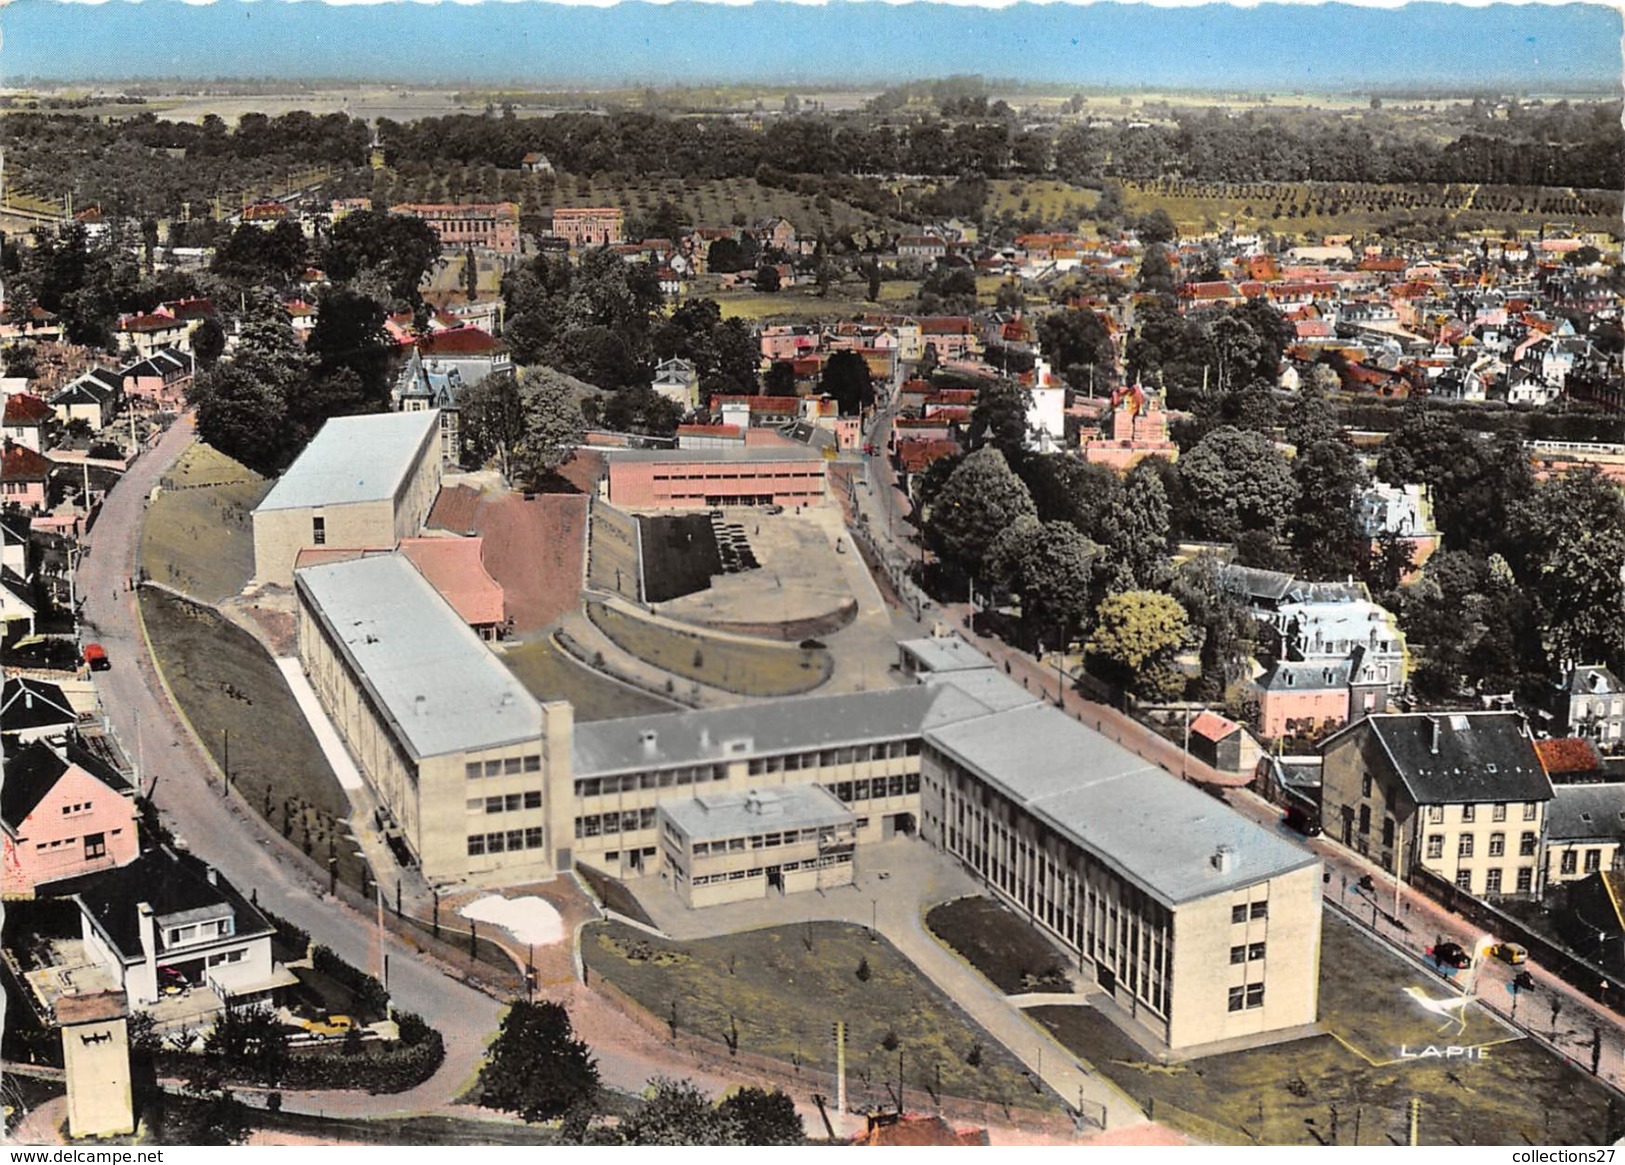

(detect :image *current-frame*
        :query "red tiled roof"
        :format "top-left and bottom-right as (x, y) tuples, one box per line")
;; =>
(1358, 256), (1407, 272)
(163, 297), (217, 321)
(399, 537), (505, 627)
(426, 484), (484, 536)
(3, 393), (54, 427)
(1, 443), (52, 481)
(1536, 737), (1601, 775)
(417, 327), (505, 357)
(894, 438), (960, 474)
(919, 316), (973, 335)
(119, 313), (180, 333)
(712, 395), (799, 415)
(1191, 710), (1241, 741)
(678, 424), (743, 438)
(241, 201), (290, 221)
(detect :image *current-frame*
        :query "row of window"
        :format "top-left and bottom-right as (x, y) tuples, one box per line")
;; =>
(749, 740), (920, 775)
(1455, 868), (1534, 894)
(61, 801), (93, 816)
(1227, 984), (1266, 1012)
(1559, 848), (1606, 876)
(826, 774), (920, 802)
(206, 949), (247, 967)
(467, 791), (543, 815)
(35, 831), (111, 858)
(575, 766), (726, 798)
(465, 756), (544, 781)
(575, 808), (660, 839)
(167, 918), (233, 947)
(467, 828), (546, 856)
(1229, 942), (1267, 964)
(1423, 802), (1539, 824)
(1230, 902), (1270, 924)
(1426, 831), (1538, 860)
(687, 852), (854, 885)
(649, 470), (823, 482)
(690, 825), (854, 856)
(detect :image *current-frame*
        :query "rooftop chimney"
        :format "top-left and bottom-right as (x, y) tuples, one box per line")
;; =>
(1429, 715), (1441, 755)
(414, 694), (427, 716)
(205, 865), (218, 886)
(1212, 845), (1234, 874)
(640, 729), (658, 755)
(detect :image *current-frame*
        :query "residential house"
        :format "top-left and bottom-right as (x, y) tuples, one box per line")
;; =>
(756, 217), (798, 255)
(651, 358), (701, 412)
(1319, 712), (1552, 895)
(114, 313), (188, 360)
(2, 441), (53, 512)
(1, 676), (81, 744)
(0, 565), (36, 642)
(56, 847), (291, 1012)
(897, 236), (948, 263)
(1544, 783), (1625, 889)
(520, 152), (555, 175)
(120, 350), (192, 411)
(239, 201), (291, 228)
(1357, 481), (1439, 576)
(1562, 666), (1625, 751)
(2, 738), (139, 896)
(550, 207), (624, 249)
(0, 306), (62, 344)
(918, 317), (979, 361)
(50, 371), (121, 433)
(3, 392), (55, 452)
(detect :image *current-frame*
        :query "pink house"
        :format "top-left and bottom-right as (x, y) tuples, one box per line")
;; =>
(1255, 660), (1355, 742)
(3, 739), (139, 896)
(1081, 385), (1179, 471)
(121, 349), (193, 409)
(2, 442), (52, 512)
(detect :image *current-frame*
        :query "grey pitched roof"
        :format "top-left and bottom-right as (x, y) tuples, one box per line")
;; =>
(1259, 660), (1352, 692)
(1217, 564), (1294, 604)
(294, 554), (543, 759)
(1353, 712), (1552, 805)
(924, 701), (1318, 906)
(1, 676), (78, 734)
(1569, 666), (1624, 697)
(1547, 784), (1625, 842)
(255, 409), (439, 512)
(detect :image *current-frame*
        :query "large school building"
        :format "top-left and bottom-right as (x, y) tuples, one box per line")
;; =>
(292, 545), (1322, 1051)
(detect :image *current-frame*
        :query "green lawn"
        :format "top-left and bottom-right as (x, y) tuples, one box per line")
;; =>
(583, 919), (1065, 1115)
(140, 442), (270, 604)
(501, 637), (678, 721)
(714, 280), (916, 323)
(139, 588), (368, 891)
(586, 602), (832, 698)
(1030, 913), (1613, 1146)
(986, 178), (1100, 226)
(925, 896), (1074, 996)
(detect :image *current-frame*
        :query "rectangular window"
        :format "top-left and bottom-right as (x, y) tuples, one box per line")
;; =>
(1362, 774), (1372, 798)
(1231, 904), (1248, 924)
(1227, 986), (1245, 1012)
(466, 762), (482, 781)
(1562, 850), (1578, 875)
(1426, 834), (1444, 860)
(504, 757), (522, 775)
(525, 828), (544, 849)
(1524, 802), (1539, 821)
(83, 833), (107, 860)
(1493, 803), (1507, 822)
(1587, 849), (1602, 873)
(1521, 832), (1538, 857)
(1517, 868), (1534, 894)
(1455, 870), (1473, 890)
(524, 755), (541, 773)
(1485, 869), (1503, 894)
(1358, 805), (1371, 835)
(524, 791), (542, 810)
(1250, 901), (1268, 920)
(1458, 835), (1474, 859)
(1489, 833), (1505, 858)
(1461, 805), (1475, 823)
(1382, 818), (1395, 848)
(1230, 945), (1246, 965)
(507, 830), (525, 852)
(485, 796), (503, 814)
(312, 516), (326, 545)
(486, 832), (505, 854)
(1427, 806), (1444, 824)
(1248, 942), (1266, 961)
(484, 760), (502, 778)
(1245, 984), (1265, 1009)
(468, 835), (487, 856)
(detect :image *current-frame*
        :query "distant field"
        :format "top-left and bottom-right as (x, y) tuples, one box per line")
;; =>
(714, 279), (915, 322)
(140, 441), (270, 604)
(986, 178), (1101, 226)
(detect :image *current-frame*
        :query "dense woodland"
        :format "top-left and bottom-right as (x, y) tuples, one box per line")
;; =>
(1, 96), (1619, 225)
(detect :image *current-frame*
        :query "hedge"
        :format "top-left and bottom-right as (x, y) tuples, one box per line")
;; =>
(311, 944), (390, 1017)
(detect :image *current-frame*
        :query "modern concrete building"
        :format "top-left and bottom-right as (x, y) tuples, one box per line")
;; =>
(251, 409), (442, 587)
(294, 553), (567, 885)
(1320, 712), (1553, 897)
(659, 785), (857, 907)
(603, 445), (828, 509)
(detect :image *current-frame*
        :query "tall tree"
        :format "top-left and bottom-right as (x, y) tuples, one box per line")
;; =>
(1035, 307), (1114, 393)
(460, 371), (527, 477)
(820, 350), (873, 416)
(985, 516), (1099, 646)
(511, 366), (587, 487)
(926, 446), (1037, 581)
(323, 209), (442, 307)
(1288, 437), (1369, 580)
(967, 378), (1032, 460)
(1178, 426), (1299, 543)
(1508, 467), (1625, 674)
(716, 1087), (804, 1146)
(305, 286), (393, 412)
(478, 1001), (600, 1124)
(619, 1078), (745, 1147)
(1088, 590), (1189, 701)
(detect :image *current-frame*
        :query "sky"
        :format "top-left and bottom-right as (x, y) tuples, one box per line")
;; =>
(0, 0), (1620, 91)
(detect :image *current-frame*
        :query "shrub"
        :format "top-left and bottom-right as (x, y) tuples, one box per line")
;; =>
(855, 956), (872, 983)
(311, 945), (390, 1017)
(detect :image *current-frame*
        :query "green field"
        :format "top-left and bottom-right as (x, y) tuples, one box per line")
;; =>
(583, 919), (1065, 1115)
(925, 897), (1074, 996)
(1031, 913), (1613, 1146)
(140, 442), (270, 604)
(714, 279), (916, 323)
(586, 601), (832, 698)
(501, 637), (678, 721)
(138, 587), (368, 891)
(986, 178), (1101, 227)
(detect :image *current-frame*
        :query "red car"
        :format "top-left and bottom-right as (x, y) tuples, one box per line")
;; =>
(82, 643), (110, 671)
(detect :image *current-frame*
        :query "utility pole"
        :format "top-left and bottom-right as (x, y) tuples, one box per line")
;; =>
(1408, 1097), (1420, 1146)
(835, 1020), (846, 1132)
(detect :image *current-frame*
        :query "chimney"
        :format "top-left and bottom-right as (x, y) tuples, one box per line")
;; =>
(1212, 845), (1234, 874)
(414, 695), (426, 716)
(640, 729), (658, 755)
(1429, 715), (1441, 755)
(699, 727), (711, 749)
(205, 865), (218, 886)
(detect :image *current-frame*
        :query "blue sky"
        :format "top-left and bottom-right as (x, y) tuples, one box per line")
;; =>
(3, 0), (1620, 91)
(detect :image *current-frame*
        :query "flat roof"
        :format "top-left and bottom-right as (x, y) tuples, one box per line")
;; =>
(256, 409), (439, 513)
(925, 701), (1319, 906)
(660, 784), (853, 842)
(603, 445), (826, 465)
(898, 635), (995, 674)
(295, 554), (543, 759)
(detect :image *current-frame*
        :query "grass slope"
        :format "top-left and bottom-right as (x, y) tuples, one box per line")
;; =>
(587, 601), (831, 698)
(140, 441), (270, 604)
(501, 637), (678, 722)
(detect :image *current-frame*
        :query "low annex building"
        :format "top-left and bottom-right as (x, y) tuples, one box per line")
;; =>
(602, 444), (829, 510)
(251, 409), (443, 587)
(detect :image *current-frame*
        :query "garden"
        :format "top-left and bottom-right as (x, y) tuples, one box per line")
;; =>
(586, 601), (832, 698)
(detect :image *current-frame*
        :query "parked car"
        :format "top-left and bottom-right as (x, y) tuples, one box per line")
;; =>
(1489, 941), (1528, 965)
(1283, 804), (1321, 837)
(295, 1014), (355, 1039)
(1433, 941), (1472, 969)
(82, 642), (110, 671)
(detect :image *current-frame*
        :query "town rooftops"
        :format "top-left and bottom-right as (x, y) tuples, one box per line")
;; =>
(56, 847), (271, 964)
(255, 409), (439, 513)
(1334, 712), (1552, 805)
(660, 783), (853, 843)
(1536, 737), (1603, 778)
(3, 393), (53, 426)
(417, 327), (505, 358)
(1547, 783), (1625, 842)
(1, 443), (52, 481)
(294, 553), (543, 758)
(1569, 665), (1624, 696)
(925, 698), (1318, 906)
(2, 739), (132, 832)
